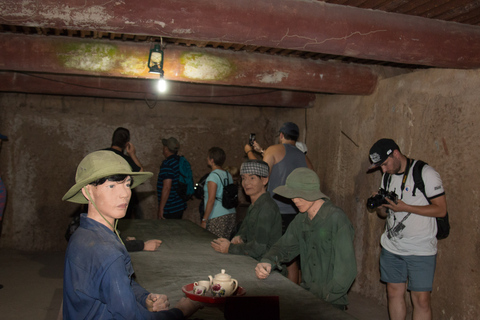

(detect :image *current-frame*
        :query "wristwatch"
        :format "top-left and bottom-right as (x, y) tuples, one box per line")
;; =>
(202, 218), (207, 222)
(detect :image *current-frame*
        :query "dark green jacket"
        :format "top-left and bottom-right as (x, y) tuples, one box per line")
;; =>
(228, 192), (282, 261)
(261, 200), (357, 306)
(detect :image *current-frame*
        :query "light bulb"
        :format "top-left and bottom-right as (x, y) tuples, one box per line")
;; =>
(157, 77), (167, 93)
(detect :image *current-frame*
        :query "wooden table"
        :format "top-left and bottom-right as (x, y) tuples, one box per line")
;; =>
(118, 219), (357, 320)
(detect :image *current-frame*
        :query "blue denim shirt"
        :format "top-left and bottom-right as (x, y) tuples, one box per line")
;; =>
(63, 214), (183, 319)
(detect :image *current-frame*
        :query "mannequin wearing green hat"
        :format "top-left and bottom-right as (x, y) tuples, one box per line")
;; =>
(255, 168), (357, 310)
(62, 151), (200, 319)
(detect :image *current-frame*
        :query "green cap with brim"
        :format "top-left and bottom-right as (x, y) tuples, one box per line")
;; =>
(62, 150), (153, 204)
(273, 167), (329, 201)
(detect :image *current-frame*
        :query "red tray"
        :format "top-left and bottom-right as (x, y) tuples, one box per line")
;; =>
(182, 283), (246, 305)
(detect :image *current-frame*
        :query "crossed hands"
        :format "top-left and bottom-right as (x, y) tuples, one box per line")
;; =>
(211, 236), (244, 253)
(145, 293), (170, 312)
(146, 295), (202, 317)
(211, 238), (231, 253)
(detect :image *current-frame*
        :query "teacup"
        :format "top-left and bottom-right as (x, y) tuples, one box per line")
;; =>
(194, 280), (211, 291)
(193, 285), (207, 296)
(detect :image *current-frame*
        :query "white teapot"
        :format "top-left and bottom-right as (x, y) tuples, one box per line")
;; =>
(208, 269), (238, 297)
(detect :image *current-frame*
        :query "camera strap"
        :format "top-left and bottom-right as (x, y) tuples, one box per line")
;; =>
(385, 158), (413, 230)
(386, 158), (412, 200)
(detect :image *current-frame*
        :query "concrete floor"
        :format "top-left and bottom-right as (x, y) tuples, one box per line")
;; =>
(0, 249), (389, 320)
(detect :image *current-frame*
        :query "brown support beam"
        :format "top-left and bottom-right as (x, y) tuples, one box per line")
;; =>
(0, 0), (480, 68)
(0, 71), (316, 108)
(0, 34), (377, 95)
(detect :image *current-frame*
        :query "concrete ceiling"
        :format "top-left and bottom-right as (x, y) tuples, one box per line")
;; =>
(1, 0), (480, 108)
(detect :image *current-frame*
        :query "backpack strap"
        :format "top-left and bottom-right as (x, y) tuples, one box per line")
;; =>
(212, 171), (226, 187)
(212, 171), (226, 202)
(411, 160), (429, 202)
(382, 172), (390, 190)
(224, 171), (233, 186)
(176, 156), (185, 178)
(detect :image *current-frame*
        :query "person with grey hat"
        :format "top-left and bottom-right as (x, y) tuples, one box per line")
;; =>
(157, 137), (187, 219)
(211, 160), (282, 261)
(255, 168), (357, 310)
(367, 138), (447, 320)
(244, 122), (313, 283)
(62, 150), (200, 319)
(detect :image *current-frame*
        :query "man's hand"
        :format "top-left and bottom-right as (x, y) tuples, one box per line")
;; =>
(158, 179), (172, 219)
(174, 297), (203, 318)
(125, 142), (136, 156)
(158, 207), (165, 219)
(143, 239), (162, 251)
(211, 238), (231, 253)
(244, 144), (259, 160)
(244, 142), (264, 155)
(382, 198), (409, 213)
(382, 194), (447, 218)
(252, 141), (263, 153)
(145, 293), (170, 312)
(255, 262), (272, 279)
(231, 235), (243, 244)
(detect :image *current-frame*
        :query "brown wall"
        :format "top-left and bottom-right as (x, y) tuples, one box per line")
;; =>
(0, 94), (306, 250)
(307, 68), (479, 318)
(1, 67), (479, 318)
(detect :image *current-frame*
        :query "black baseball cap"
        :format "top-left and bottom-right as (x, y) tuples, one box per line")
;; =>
(279, 122), (299, 138)
(368, 138), (399, 170)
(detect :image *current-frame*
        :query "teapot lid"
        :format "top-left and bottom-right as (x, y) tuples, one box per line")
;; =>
(214, 269), (231, 280)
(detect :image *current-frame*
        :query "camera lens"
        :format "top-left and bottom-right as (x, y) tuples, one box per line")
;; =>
(366, 194), (384, 210)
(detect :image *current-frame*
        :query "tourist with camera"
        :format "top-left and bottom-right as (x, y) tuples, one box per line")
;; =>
(367, 138), (448, 320)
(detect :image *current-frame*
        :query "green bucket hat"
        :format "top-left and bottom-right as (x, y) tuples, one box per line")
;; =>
(62, 150), (153, 204)
(273, 168), (329, 201)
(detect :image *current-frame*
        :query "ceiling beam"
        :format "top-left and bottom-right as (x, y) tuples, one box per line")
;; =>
(0, 71), (316, 108)
(0, 0), (480, 68)
(0, 34), (377, 95)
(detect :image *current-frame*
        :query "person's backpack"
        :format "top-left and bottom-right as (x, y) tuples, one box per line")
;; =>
(382, 159), (450, 240)
(213, 171), (238, 209)
(176, 156), (194, 201)
(411, 160), (450, 240)
(194, 173), (210, 220)
(194, 173), (209, 200)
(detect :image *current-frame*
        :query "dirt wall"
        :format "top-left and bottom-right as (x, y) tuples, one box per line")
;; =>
(307, 68), (479, 319)
(0, 94), (306, 251)
(1, 66), (478, 318)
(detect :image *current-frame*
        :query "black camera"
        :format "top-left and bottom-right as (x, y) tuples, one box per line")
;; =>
(366, 188), (398, 210)
(249, 133), (256, 146)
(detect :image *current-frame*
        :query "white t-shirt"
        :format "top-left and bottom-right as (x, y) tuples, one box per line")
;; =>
(380, 160), (445, 256)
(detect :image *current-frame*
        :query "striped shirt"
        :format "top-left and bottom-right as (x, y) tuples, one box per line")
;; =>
(157, 155), (187, 213)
